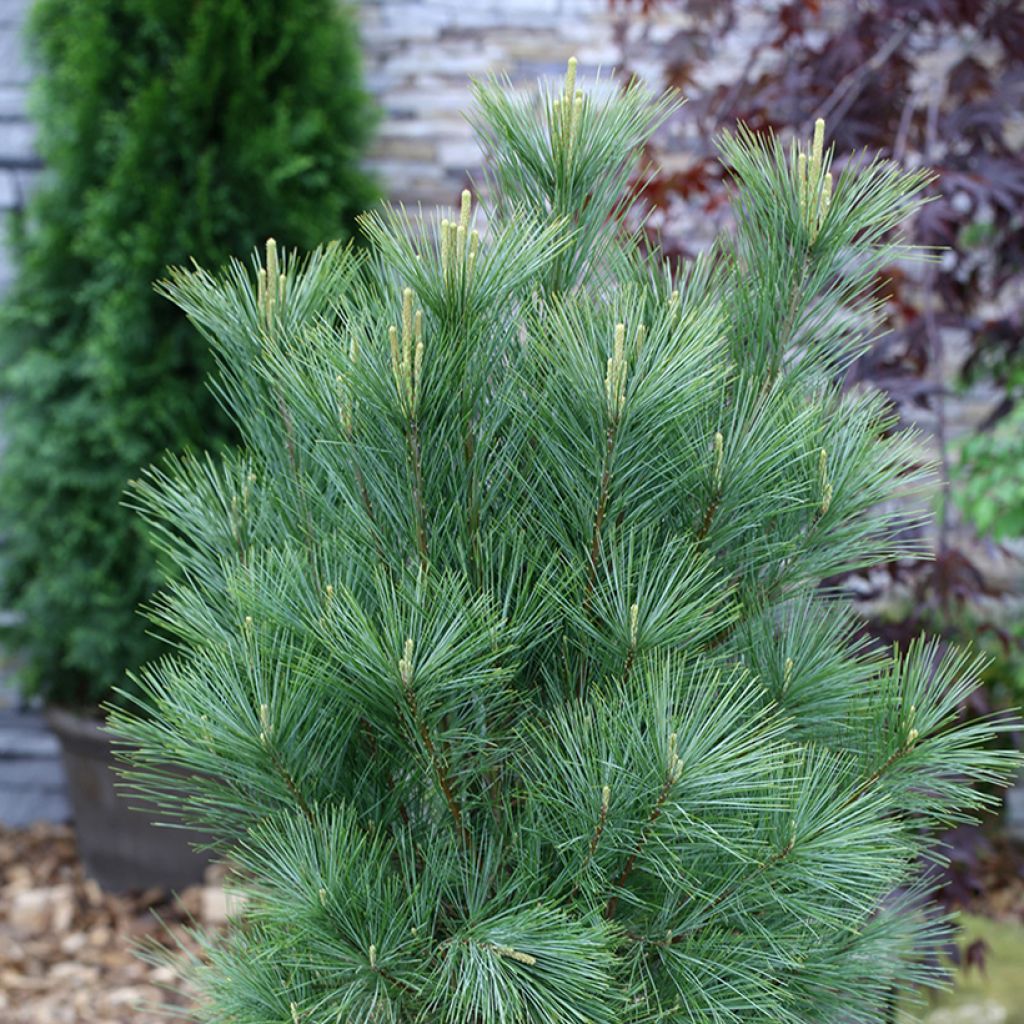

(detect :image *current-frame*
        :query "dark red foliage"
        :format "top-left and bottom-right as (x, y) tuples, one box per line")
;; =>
(617, 0), (1022, 412)
(616, 0), (1024, 657)
(615, 0), (1024, 930)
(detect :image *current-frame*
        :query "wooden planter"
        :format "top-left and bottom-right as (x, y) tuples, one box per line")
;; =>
(47, 708), (210, 892)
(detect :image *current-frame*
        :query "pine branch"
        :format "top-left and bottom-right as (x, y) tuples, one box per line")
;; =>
(401, 669), (467, 847)
(605, 742), (681, 920)
(406, 416), (431, 571)
(261, 735), (317, 830)
(584, 425), (620, 612)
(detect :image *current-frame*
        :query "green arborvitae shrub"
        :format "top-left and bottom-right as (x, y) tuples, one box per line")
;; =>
(112, 64), (1020, 1023)
(0, 0), (377, 706)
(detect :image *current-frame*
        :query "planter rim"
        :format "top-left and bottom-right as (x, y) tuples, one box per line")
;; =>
(45, 706), (107, 741)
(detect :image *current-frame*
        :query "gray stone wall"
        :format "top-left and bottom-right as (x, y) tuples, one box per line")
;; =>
(360, 0), (619, 207)
(0, 0), (57, 827)
(358, 0), (775, 208)
(0, 0), (37, 293)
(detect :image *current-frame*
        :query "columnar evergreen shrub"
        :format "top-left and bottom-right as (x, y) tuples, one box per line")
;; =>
(113, 65), (1018, 1023)
(0, 0), (377, 705)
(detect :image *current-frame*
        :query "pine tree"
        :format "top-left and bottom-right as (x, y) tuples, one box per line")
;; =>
(112, 63), (1019, 1023)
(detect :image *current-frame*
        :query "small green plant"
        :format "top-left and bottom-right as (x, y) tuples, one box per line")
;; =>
(0, 0), (377, 706)
(112, 64), (1018, 1023)
(956, 400), (1024, 540)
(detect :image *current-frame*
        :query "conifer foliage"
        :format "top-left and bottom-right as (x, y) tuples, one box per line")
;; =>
(0, 0), (377, 704)
(113, 64), (1018, 1023)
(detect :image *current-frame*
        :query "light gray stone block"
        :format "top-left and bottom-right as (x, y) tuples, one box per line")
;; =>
(0, 118), (35, 163)
(0, 29), (31, 86)
(0, 83), (27, 118)
(0, 709), (71, 827)
(0, 166), (17, 208)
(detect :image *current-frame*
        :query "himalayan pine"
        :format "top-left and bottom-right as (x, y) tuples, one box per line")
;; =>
(112, 62), (1019, 1024)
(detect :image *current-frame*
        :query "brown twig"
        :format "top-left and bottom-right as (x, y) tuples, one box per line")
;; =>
(805, 26), (912, 132)
(695, 494), (719, 543)
(403, 682), (468, 847)
(585, 426), (618, 606)
(578, 422), (620, 697)
(464, 424), (481, 585)
(605, 767), (676, 919)
(622, 642), (638, 687)
(264, 741), (316, 829)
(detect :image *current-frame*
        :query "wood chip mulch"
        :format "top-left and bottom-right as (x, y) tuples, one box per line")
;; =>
(0, 822), (228, 1024)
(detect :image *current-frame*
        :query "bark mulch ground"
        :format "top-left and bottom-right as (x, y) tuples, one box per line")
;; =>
(0, 822), (230, 1024)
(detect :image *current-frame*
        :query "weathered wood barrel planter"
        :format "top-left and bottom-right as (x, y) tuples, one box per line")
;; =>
(47, 708), (210, 891)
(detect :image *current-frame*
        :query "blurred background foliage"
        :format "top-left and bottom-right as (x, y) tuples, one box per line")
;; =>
(0, 0), (378, 707)
(616, 0), (1024, 710)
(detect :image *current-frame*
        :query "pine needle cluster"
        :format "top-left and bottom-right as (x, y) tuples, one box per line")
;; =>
(112, 62), (1019, 1024)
